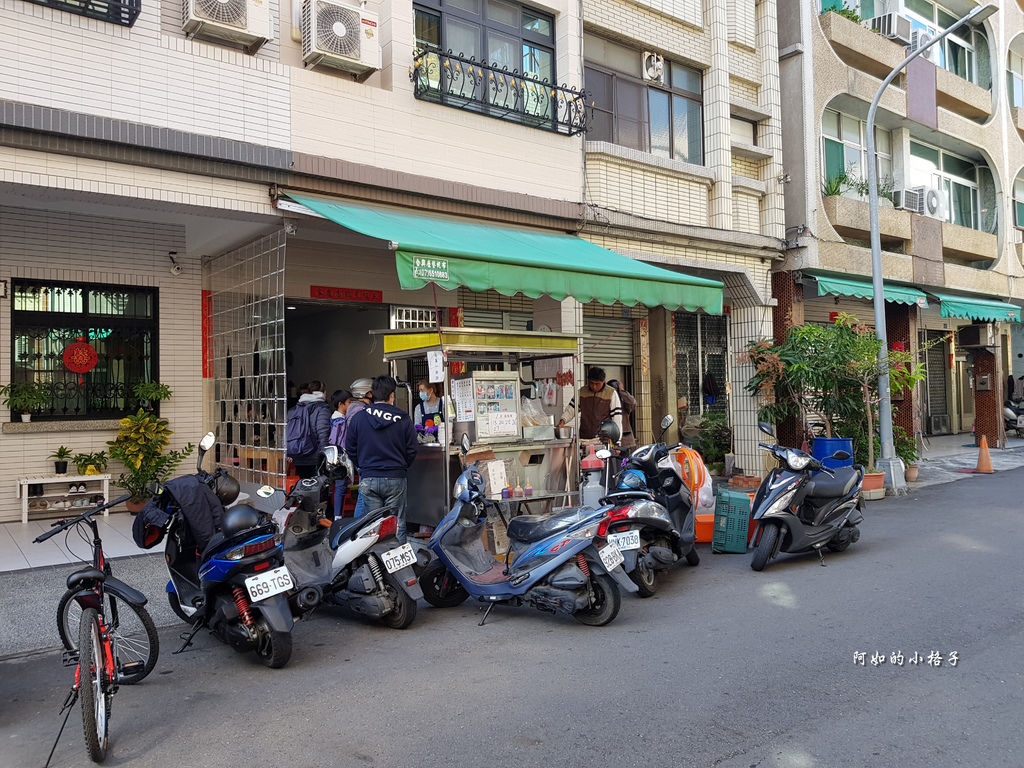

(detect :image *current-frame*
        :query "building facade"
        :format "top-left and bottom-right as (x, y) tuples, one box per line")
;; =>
(776, 0), (1024, 451)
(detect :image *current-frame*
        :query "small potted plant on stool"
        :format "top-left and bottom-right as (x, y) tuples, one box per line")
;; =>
(50, 446), (73, 474)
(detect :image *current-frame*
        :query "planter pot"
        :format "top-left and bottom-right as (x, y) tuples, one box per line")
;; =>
(862, 487), (886, 501)
(862, 471), (886, 491)
(125, 498), (147, 515)
(20, 413), (30, 423)
(904, 464), (919, 483)
(54, 461), (68, 474)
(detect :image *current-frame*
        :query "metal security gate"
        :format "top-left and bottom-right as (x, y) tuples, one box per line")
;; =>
(924, 330), (950, 435)
(675, 312), (729, 417)
(208, 231), (288, 487)
(583, 316), (634, 366)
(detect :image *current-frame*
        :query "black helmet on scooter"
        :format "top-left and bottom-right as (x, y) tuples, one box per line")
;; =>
(598, 419), (621, 445)
(212, 473), (240, 506)
(222, 504), (262, 536)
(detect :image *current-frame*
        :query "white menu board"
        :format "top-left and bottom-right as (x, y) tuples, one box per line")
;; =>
(452, 377), (475, 423)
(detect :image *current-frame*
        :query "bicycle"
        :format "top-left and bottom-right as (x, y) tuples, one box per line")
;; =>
(34, 494), (159, 764)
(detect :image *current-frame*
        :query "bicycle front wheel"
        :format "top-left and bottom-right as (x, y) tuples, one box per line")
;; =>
(59, 591), (159, 684)
(78, 607), (109, 763)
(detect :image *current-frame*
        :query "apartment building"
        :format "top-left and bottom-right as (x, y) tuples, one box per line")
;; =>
(2, 0), (766, 522)
(577, 0), (787, 475)
(776, 0), (1024, 449)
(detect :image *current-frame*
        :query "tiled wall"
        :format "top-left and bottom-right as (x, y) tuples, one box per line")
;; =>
(733, 191), (761, 234)
(0, 206), (204, 523)
(727, 304), (773, 476)
(732, 155), (761, 179)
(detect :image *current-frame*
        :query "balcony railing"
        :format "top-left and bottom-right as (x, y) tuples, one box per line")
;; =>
(26, 0), (141, 26)
(411, 49), (589, 136)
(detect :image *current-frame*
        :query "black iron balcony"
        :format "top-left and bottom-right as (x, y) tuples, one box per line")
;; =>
(26, 0), (141, 26)
(411, 49), (589, 136)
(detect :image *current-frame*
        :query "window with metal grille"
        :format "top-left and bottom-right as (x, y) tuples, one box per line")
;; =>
(675, 313), (729, 418)
(10, 280), (159, 420)
(391, 306), (439, 329)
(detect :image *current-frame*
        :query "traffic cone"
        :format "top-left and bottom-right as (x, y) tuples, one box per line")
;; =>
(976, 435), (994, 474)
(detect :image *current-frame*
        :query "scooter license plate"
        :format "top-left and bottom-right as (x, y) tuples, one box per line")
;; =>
(598, 541), (624, 571)
(244, 566), (293, 602)
(382, 543), (416, 574)
(607, 530), (641, 551)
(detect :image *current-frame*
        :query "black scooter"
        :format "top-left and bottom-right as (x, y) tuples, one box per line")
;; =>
(750, 422), (864, 571)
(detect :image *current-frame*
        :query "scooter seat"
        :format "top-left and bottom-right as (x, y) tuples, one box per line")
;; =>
(329, 507), (386, 548)
(805, 467), (859, 500)
(506, 513), (575, 543)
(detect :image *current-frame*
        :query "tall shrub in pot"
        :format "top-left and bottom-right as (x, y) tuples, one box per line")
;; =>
(107, 409), (193, 510)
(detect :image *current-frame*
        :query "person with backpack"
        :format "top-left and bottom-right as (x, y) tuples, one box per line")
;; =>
(343, 376), (418, 544)
(328, 389), (353, 518)
(286, 379), (331, 479)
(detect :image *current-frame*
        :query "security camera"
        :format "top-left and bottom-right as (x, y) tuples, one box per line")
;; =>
(170, 263), (183, 276)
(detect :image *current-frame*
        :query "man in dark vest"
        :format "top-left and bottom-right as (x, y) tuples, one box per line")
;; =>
(558, 366), (623, 440)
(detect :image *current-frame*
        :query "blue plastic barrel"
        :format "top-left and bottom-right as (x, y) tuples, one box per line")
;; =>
(811, 437), (854, 469)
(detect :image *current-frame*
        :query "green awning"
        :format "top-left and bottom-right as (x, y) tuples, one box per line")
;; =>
(813, 274), (928, 307)
(932, 293), (1021, 322)
(286, 193), (723, 313)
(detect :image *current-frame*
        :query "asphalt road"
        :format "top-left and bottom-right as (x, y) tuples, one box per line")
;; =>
(2, 468), (1022, 768)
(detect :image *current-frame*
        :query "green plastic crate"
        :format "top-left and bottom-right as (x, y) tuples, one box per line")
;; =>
(712, 488), (752, 554)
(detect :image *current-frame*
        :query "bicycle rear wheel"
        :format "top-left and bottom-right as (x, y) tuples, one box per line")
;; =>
(78, 607), (110, 763)
(59, 591), (159, 684)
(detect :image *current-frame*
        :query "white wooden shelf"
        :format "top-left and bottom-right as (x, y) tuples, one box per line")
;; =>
(17, 474), (111, 524)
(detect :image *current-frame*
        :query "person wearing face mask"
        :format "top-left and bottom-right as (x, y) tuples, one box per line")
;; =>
(414, 380), (444, 440)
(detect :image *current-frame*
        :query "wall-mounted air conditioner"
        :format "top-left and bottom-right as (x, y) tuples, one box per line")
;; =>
(893, 188), (921, 212)
(302, 0), (381, 76)
(642, 52), (665, 84)
(957, 323), (995, 348)
(913, 186), (947, 220)
(182, 0), (272, 53)
(869, 13), (912, 45)
(910, 29), (941, 65)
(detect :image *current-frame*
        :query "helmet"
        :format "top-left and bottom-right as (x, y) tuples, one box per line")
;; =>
(350, 378), (373, 399)
(212, 473), (240, 506)
(222, 504), (262, 536)
(598, 419), (621, 445)
(616, 468), (647, 491)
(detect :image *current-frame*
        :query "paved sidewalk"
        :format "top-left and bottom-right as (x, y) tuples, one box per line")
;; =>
(909, 433), (1024, 489)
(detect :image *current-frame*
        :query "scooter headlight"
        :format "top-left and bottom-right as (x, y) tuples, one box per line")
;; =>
(453, 478), (469, 502)
(762, 487), (798, 517)
(786, 450), (812, 470)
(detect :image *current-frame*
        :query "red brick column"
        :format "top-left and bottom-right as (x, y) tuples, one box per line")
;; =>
(885, 303), (917, 440)
(973, 349), (1001, 447)
(771, 271), (804, 447)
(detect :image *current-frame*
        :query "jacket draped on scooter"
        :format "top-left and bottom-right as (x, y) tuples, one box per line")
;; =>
(159, 475), (225, 552)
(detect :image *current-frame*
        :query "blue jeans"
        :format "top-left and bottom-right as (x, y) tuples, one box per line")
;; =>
(333, 481), (345, 519)
(359, 477), (408, 543)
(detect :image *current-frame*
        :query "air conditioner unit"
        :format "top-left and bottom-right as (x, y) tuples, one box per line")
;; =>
(957, 323), (995, 348)
(929, 414), (950, 435)
(182, 0), (272, 53)
(869, 13), (912, 45)
(302, 0), (381, 76)
(914, 185), (947, 220)
(910, 29), (941, 65)
(892, 188), (921, 212)
(642, 51), (665, 84)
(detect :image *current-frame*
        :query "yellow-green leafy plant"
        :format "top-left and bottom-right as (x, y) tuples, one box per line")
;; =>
(107, 409), (193, 501)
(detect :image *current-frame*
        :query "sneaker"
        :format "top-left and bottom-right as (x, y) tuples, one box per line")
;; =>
(77, 484), (87, 493)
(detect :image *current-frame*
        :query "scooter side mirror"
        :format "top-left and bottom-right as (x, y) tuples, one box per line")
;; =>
(197, 431), (216, 471)
(658, 414), (674, 441)
(460, 433), (472, 456)
(830, 450), (851, 461)
(595, 449), (612, 460)
(758, 422), (775, 437)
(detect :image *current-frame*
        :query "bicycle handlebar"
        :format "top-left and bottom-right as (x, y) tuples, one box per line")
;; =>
(33, 493), (134, 543)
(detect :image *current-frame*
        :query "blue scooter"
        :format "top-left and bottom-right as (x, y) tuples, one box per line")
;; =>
(142, 433), (296, 668)
(419, 436), (638, 626)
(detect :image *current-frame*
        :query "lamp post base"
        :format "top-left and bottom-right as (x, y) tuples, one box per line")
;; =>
(877, 456), (907, 494)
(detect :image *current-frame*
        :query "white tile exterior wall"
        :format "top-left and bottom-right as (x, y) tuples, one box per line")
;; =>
(0, 206), (204, 523)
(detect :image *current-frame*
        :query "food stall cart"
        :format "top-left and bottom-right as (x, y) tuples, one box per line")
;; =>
(370, 326), (584, 535)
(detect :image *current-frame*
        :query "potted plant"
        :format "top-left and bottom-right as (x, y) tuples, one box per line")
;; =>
(895, 425), (920, 483)
(695, 411), (732, 473)
(132, 381), (173, 412)
(1, 381), (50, 422)
(49, 446), (73, 474)
(108, 409), (193, 512)
(72, 451), (108, 475)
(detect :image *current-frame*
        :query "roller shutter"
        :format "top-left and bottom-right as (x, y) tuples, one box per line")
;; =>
(583, 316), (634, 366)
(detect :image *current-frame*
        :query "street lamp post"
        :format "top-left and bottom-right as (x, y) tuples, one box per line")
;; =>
(865, 3), (997, 491)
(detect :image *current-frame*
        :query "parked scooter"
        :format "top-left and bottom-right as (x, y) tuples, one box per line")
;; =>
(145, 433), (295, 668)
(273, 446), (425, 629)
(1004, 401), (1024, 438)
(600, 415), (702, 596)
(749, 422), (864, 571)
(419, 435), (638, 626)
